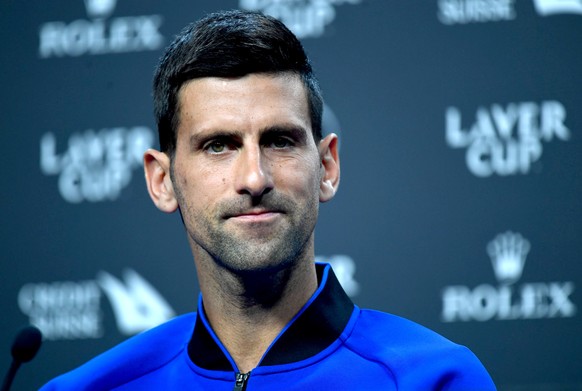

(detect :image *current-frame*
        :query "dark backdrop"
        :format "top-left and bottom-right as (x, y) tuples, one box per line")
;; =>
(1, 1), (581, 390)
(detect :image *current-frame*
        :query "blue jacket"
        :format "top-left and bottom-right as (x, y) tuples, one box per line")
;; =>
(41, 264), (496, 390)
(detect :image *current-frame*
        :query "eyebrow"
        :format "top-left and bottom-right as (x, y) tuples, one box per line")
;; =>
(189, 130), (244, 151)
(188, 123), (311, 151)
(260, 124), (309, 144)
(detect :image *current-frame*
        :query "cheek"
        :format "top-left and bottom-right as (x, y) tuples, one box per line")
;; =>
(275, 159), (320, 195)
(174, 164), (223, 205)
(177, 175), (189, 190)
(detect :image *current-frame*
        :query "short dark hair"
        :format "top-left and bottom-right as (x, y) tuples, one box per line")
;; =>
(153, 10), (323, 155)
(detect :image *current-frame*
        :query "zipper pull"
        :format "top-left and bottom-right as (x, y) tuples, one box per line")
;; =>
(233, 372), (250, 391)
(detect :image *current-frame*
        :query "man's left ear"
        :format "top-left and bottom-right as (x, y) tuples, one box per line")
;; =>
(318, 133), (340, 202)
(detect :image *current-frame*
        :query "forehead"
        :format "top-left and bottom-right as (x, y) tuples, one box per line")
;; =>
(176, 73), (311, 136)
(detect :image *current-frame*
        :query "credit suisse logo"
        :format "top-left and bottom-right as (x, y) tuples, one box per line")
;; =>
(38, 0), (164, 58)
(18, 269), (175, 340)
(437, 0), (582, 25)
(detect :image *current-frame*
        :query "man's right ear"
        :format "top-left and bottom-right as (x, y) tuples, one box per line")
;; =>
(143, 149), (179, 213)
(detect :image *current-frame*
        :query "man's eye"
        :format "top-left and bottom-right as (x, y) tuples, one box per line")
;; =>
(272, 137), (291, 148)
(207, 141), (226, 153)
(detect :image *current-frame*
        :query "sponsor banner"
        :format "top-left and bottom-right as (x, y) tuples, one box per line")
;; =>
(239, 0), (362, 39)
(38, 0), (164, 58)
(445, 101), (571, 177)
(18, 269), (175, 340)
(437, 0), (582, 25)
(17, 257), (356, 342)
(437, 0), (516, 25)
(40, 126), (154, 203)
(441, 231), (577, 322)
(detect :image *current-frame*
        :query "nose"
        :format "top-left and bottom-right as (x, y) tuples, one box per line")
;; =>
(234, 145), (273, 197)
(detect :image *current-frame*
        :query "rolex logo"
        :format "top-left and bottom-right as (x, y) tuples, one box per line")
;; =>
(487, 231), (530, 285)
(83, 0), (117, 18)
(39, 0), (164, 59)
(533, 0), (582, 15)
(442, 231), (576, 322)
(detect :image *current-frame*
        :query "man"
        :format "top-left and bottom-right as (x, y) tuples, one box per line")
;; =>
(42, 10), (496, 390)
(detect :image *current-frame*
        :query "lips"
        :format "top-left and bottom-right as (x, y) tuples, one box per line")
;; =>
(226, 209), (283, 220)
(219, 194), (291, 221)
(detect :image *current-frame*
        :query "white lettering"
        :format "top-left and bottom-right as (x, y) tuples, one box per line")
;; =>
(40, 127), (154, 203)
(549, 282), (576, 317)
(40, 133), (62, 175)
(491, 103), (518, 139)
(240, 0), (360, 39)
(442, 285), (472, 321)
(445, 107), (472, 148)
(466, 139), (494, 177)
(39, 16), (163, 59)
(32, 311), (102, 340)
(18, 281), (103, 340)
(442, 282), (576, 322)
(541, 101), (570, 141)
(446, 101), (570, 176)
(438, 0), (516, 25)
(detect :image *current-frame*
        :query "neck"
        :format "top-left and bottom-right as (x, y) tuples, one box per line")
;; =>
(193, 252), (318, 373)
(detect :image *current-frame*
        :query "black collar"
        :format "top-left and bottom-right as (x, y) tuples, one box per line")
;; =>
(187, 263), (355, 371)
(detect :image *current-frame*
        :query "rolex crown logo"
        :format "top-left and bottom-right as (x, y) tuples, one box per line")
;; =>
(487, 231), (530, 284)
(83, 0), (117, 18)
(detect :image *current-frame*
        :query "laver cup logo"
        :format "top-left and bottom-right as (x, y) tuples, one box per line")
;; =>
(239, 0), (362, 39)
(40, 126), (155, 203)
(441, 231), (576, 322)
(38, 0), (164, 58)
(445, 101), (571, 177)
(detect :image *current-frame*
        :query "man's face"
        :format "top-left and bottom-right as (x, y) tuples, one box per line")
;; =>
(168, 73), (332, 274)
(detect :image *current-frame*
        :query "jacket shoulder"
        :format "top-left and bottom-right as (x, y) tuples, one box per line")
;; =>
(40, 312), (196, 391)
(346, 309), (496, 390)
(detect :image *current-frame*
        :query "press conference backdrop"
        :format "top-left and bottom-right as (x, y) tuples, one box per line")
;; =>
(1, 1), (580, 389)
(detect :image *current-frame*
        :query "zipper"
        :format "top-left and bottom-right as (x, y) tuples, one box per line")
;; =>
(233, 371), (250, 391)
